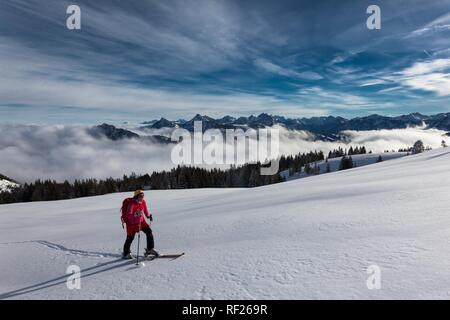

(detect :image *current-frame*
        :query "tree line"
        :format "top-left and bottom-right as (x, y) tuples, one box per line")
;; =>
(0, 146), (369, 204)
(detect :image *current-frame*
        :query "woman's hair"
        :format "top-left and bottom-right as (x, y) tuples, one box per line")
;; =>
(133, 189), (144, 198)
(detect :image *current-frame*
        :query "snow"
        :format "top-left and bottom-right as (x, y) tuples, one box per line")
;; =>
(1, 148), (450, 299)
(0, 179), (18, 193)
(285, 152), (407, 181)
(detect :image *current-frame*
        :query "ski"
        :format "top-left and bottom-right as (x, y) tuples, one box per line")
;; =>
(146, 252), (185, 260)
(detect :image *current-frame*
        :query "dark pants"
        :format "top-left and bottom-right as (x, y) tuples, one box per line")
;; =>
(123, 226), (154, 255)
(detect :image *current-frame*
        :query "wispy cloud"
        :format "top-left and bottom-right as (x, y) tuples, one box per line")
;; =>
(0, 0), (449, 122)
(296, 87), (395, 111)
(359, 79), (388, 87)
(377, 86), (403, 94)
(0, 37), (327, 122)
(394, 59), (450, 96)
(255, 58), (323, 80)
(407, 12), (450, 38)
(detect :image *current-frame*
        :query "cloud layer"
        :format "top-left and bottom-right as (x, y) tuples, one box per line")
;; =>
(0, 125), (174, 183)
(0, 124), (447, 183)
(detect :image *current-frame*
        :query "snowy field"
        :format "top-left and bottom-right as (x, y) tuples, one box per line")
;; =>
(1, 148), (450, 299)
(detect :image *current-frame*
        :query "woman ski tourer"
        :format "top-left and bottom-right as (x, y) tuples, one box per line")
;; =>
(121, 190), (159, 259)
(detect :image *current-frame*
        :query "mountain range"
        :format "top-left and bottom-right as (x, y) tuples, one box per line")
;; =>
(87, 123), (174, 144)
(145, 112), (450, 137)
(86, 112), (450, 143)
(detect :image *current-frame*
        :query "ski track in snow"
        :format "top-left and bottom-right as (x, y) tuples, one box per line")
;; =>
(1, 149), (450, 299)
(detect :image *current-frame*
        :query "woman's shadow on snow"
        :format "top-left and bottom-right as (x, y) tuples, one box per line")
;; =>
(0, 258), (137, 299)
(0, 240), (139, 300)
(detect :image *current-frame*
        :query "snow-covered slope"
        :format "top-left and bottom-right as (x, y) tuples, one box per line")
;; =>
(282, 152), (406, 181)
(1, 148), (450, 299)
(0, 178), (18, 193)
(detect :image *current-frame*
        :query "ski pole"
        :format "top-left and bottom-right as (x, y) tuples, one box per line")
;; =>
(136, 213), (142, 265)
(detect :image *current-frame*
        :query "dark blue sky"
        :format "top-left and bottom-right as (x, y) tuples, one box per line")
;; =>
(1, 0), (450, 124)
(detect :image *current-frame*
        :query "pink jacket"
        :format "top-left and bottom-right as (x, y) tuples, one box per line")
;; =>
(125, 199), (150, 226)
